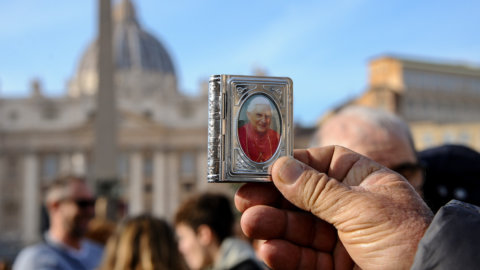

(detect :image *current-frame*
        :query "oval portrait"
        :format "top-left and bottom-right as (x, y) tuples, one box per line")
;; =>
(237, 94), (281, 163)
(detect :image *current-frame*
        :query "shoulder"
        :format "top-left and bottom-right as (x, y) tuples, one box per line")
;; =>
(216, 238), (263, 270)
(13, 243), (60, 270)
(15, 243), (56, 259)
(238, 124), (247, 135)
(411, 200), (480, 270)
(230, 259), (264, 270)
(82, 239), (104, 260)
(84, 239), (103, 252)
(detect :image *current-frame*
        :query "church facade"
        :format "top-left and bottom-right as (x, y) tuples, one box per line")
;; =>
(0, 0), (229, 249)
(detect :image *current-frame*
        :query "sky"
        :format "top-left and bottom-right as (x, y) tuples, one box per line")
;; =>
(0, 0), (479, 125)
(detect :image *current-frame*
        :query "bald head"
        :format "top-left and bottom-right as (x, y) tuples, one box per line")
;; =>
(313, 106), (423, 195)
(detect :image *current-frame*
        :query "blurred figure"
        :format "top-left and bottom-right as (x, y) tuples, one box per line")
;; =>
(175, 193), (263, 270)
(0, 260), (11, 270)
(13, 176), (103, 270)
(419, 144), (480, 212)
(85, 217), (116, 246)
(312, 105), (424, 195)
(99, 214), (188, 270)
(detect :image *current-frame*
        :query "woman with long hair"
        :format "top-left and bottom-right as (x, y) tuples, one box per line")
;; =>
(99, 214), (188, 270)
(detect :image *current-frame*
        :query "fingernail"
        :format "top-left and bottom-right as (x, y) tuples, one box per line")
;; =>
(278, 158), (304, 184)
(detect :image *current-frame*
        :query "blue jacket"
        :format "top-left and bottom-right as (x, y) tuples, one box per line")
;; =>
(13, 233), (103, 270)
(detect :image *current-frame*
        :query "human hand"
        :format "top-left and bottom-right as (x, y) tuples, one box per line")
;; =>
(235, 146), (433, 270)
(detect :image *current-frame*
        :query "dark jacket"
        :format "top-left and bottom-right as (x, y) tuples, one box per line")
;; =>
(213, 237), (264, 270)
(411, 200), (480, 270)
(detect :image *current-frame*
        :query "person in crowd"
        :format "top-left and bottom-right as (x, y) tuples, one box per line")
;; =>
(311, 105), (424, 195)
(175, 193), (263, 270)
(238, 95), (280, 162)
(85, 217), (116, 246)
(99, 214), (188, 270)
(235, 146), (480, 269)
(419, 144), (480, 212)
(0, 260), (11, 270)
(13, 176), (103, 270)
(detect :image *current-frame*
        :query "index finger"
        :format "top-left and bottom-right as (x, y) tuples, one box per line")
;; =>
(235, 183), (298, 213)
(294, 146), (373, 183)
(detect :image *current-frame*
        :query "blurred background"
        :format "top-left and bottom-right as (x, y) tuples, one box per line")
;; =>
(0, 0), (479, 263)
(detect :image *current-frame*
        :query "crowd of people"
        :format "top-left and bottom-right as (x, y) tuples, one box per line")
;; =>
(5, 105), (480, 269)
(10, 177), (260, 270)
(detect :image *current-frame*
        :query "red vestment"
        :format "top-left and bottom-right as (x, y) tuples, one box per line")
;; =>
(238, 123), (280, 162)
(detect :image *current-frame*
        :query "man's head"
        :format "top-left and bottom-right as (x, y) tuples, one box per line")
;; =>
(45, 176), (95, 239)
(312, 106), (423, 195)
(246, 96), (273, 134)
(174, 193), (234, 270)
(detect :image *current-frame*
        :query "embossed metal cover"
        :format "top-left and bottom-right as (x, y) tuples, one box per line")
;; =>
(208, 75), (293, 182)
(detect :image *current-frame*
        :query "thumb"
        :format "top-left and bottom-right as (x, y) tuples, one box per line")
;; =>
(270, 156), (362, 226)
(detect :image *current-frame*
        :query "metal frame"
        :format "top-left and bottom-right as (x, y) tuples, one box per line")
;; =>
(208, 75), (293, 182)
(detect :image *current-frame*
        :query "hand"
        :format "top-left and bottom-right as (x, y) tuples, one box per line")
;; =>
(235, 146), (433, 270)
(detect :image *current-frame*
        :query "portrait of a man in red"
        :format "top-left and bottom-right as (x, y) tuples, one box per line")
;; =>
(238, 95), (280, 162)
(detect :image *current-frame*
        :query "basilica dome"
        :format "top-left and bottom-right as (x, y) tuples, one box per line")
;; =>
(68, 0), (176, 97)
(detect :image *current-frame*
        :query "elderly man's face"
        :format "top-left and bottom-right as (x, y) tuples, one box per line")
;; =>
(247, 104), (272, 134)
(318, 115), (424, 196)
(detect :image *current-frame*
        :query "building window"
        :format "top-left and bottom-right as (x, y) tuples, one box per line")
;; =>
(180, 152), (195, 177)
(422, 133), (434, 148)
(143, 156), (153, 178)
(117, 153), (128, 179)
(180, 102), (194, 118)
(143, 110), (153, 119)
(43, 104), (58, 120)
(6, 156), (18, 179)
(42, 154), (58, 181)
(442, 132), (455, 144)
(8, 110), (18, 121)
(182, 182), (195, 192)
(458, 132), (471, 145)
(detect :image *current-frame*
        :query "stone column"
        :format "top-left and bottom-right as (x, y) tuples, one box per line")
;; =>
(166, 152), (179, 218)
(22, 153), (40, 244)
(128, 152), (144, 215)
(72, 152), (86, 176)
(152, 151), (167, 218)
(196, 150), (208, 190)
(94, 0), (117, 182)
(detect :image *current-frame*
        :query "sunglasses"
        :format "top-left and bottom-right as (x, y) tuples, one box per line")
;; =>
(390, 162), (425, 180)
(60, 198), (96, 208)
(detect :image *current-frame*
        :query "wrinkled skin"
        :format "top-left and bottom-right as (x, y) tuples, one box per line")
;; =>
(235, 146), (433, 270)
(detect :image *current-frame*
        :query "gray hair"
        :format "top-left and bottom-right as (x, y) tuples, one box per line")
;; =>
(312, 105), (416, 151)
(247, 95), (272, 113)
